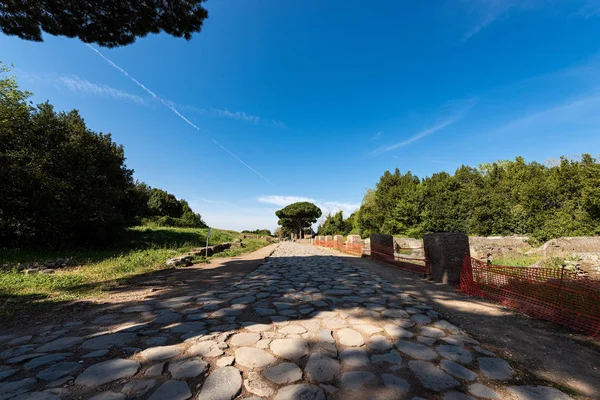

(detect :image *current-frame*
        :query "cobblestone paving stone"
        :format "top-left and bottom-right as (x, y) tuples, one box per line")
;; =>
(0, 243), (577, 399)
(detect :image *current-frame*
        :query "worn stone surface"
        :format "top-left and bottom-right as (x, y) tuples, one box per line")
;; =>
(440, 360), (477, 381)
(80, 333), (136, 350)
(140, 345), (183, 361)
(337, 329), (364, 346)
(89, 391), (126, 400)
(197, 367), (242, 400)
(270, 339), (308, 361)
(75, 359), (140, 387)
(468, 383), (502, 399)
(340, 371), (377, 391)
(36, 337), (83, 352)
(507, 386), (575, 400)
(230, 333), (261, 347)
(169, 359), (208, 379)
(264, 362), (302, 384)
(305, 354), (340, 382)
(0, 242), (574, 400)
(340, 348), (369, 367)
(395, 340), (438, 361)
(274, 383), (326, 400)
(436, 345), (472, 364)
(478, 357), (514, 380)
(148, 380), (191, 400)
(36, 362), (81, 381)
(409, 360), (459, 391)
(121, 379), (156, 397)
(382, 374), (411, 396)
(235, 347), (276, 368)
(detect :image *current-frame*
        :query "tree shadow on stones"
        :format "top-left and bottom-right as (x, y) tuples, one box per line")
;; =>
(0, 252), (596, 399)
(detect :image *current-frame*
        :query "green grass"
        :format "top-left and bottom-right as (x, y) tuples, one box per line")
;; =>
(492, 254), (541, 267)
(0, 226), (270, 319)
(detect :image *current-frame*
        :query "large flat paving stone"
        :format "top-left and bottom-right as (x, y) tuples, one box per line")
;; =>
(149, 380), (191, 400)
(468, 383), (502, 399)
(89, 391), (126, 400)
(24, 353), (71, 370)
(381, 374), (411, 396)
(121, 379), (157, 397)
(270, 339), (308, 361)
(337, 329), (364, 346)
(436, 345), (473, 364)
(478, 357), (514, 380)
(507, 386), (574, 400)
(75, 359), (140, 387)
(408, 360), (459, 391)
(395, 340), (438, 360)
(0, 378), (36, 398)
(235, 347), (276, 369)
(340, 348), (369, 367)
(264, 362), (302, 384)
(36, 337), (83, 352)
(340, 371), (377, 391)
(197, 366), (242, 400)
(12, 392), (63, 400)
(274, 383), (326, 400)
(440, 360), (477, 381)
(36, 362), (81, 381)
(230, 333), (261, 347)
(168, 359), (208, 379)
(305, 354), (340, 382)
(139, 345), (183, 361)
(80, 333), (136, 350)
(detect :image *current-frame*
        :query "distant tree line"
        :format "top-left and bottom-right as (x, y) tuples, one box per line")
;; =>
(241, 229), (272, 236)
(0, 64), (205, 248)
(318, 156), (600, 243)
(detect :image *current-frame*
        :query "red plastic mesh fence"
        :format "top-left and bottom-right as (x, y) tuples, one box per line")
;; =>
(314, 239), (365, 257)
(460, 256), (600, 339)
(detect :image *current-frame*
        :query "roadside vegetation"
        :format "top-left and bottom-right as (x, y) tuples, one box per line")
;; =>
(0, 226), (270, 319)
(317, 156), (600, 243)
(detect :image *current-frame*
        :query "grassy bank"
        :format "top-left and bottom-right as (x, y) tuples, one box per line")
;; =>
(492, 254), (541, 267)
(0, 226), (270, 319)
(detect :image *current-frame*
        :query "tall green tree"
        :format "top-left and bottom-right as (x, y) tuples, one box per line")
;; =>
(353, 155), (600, 241)
(275, 202), (322, 239)
(0, 1), (209, 48)
(0, 64), (133, 247)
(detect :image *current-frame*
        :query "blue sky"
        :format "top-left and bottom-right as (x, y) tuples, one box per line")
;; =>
(2, 0), (600, 231)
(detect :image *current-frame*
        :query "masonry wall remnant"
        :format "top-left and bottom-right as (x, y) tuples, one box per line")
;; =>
(424, 232), (470, 285)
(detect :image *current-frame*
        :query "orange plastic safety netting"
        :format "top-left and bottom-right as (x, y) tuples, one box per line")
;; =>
(460, 256), (600, 339)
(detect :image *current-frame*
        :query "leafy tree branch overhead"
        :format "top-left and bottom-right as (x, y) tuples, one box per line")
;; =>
(0, 0), (209, 47)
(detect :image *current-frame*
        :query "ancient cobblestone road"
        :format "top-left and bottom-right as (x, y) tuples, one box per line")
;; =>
(0, 243), (576, 400)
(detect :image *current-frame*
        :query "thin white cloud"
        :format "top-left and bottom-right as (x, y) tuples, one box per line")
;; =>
(257, 195), (360, 227)
(491, 91), (600, 134)
(17, 71), (148, 105)
(182, 105), (287, 128)
(461, 0), (600, 42)
(371, 131), (383, 140)
(257, 195), (315, 207)
(372, 98), (479, 154)
(87, 44), (275, 187)
(57, 75), (147, 105)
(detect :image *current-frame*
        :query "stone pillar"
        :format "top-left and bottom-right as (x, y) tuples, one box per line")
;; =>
(346, 235), (363, 256)
(423, 233), (470, 285)
(325, 235), (333, 247)
(333, 235), (344, 250)
(370, 234), (394, 262)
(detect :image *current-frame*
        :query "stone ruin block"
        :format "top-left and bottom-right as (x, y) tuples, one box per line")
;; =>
(370, 234), (394, 262)
(424, 232), (470, 285)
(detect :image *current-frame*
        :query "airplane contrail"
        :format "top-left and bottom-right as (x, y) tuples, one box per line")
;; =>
(85, 44), (275, 186)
